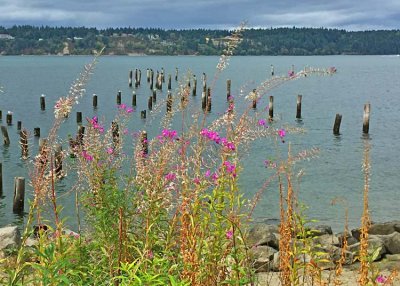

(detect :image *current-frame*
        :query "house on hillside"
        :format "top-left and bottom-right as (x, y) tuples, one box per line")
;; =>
(0, 34), (14, 40)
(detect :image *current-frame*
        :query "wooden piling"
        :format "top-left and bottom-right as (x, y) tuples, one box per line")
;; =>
(201, 91), (207, 111)
(269, 96), (274, 121)
(206, 88), (212, 112)
(148, 96), (153, 110)
(77, 126), (85, 146)
(0, 163), (2, 196)
(161, 67), (165, 82)
(296, 95), (302, 119)
(40, 94), (46, 110)
(135, 69), (139, 88)
(13, 177), (25, 213)
(129, 70), (133, 87)
(168, 74), (172, 90)
(271, 64), (274, 76)
(17, 121), (22, 131)
(167, 91), (172, 113)
(132, 91), (137, 107)
(141, 131), (148, 155)
(112, 121), (119, 146)
(1, 126), (10, 145)
(6, 112), (12, 125)
(141, 110), (146, 119)
(93, 93), (98, 108)
(54, 144), (63, 177)
(76, 111), (82, 124)
(138, 69), (141, 86)
(147, 68), (150, 83)
(192, 75), (197, 96)
(175, 67), (178, 81)
(152, 89), (157, 102)
(150, 69), (154, 90)
(202, 73), (207, 93)
(20, 128), (28, 159)
(0, 110), (2, 121)
(251, 89), (257, 109)
(34, 127), (40, 137)
(363, 103), (371, 134)
(333, 114), (342, 135)
(226, 79), (231, 100)
(117, 90), (122, 105)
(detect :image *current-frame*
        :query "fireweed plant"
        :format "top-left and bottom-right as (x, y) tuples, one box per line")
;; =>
(0, 26), (363, 286)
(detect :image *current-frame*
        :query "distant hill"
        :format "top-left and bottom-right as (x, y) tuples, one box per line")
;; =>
(0, 25), (399, 56)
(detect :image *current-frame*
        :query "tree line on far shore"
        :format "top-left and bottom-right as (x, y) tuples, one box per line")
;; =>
(0, 25), (399, 56)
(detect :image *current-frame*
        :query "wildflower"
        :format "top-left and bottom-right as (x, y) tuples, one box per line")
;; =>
(161, 129), (178, 140)
(106, 147), (113, 155)
(126, 107), (134, 113)
(258, 119), (267, 126)
(118, 103), (127, 110)
(212, 172), (219, 182)
(81, 150), (93, 161)
(278, 128), (286, 138)
(205, 170), (211, 177)
(288, 71), (295, 77)
(226, 230), (233, 240)
(193, 177), (201, 185)
(376, 275), (387, 284)
(165, 172), (176, 181)
(223, 161), (237, 177)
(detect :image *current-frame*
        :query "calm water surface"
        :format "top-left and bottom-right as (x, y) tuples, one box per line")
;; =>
(0, 55), (399, 232)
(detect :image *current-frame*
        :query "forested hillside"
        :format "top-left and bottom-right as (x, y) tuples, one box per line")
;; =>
(0, 25), (399, 55)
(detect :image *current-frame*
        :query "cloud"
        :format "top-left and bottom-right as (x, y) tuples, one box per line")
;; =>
(0, 0), (399, 30)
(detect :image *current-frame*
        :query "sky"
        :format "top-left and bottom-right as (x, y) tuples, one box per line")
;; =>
(0, 0), (399, 31)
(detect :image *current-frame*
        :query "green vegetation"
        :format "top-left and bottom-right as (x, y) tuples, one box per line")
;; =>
(0, 25), (399, 55)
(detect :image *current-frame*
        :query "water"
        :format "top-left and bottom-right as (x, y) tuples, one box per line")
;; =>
(0, 55), (399, 233)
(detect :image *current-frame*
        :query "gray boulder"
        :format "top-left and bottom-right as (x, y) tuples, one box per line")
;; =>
(0, 226), (21, 254)
(249, 245), (278, 272)
(349, 237), (387, 261)
(384, 232), (400, 254)
(247, 224), (279, 249)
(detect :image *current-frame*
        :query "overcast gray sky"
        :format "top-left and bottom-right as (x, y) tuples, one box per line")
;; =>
(0, 0), (399, 31)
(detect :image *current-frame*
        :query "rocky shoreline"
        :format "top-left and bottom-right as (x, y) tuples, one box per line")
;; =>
(1, 221), (400, 284)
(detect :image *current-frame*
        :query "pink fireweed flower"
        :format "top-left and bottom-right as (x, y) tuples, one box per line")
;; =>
(193, 177), (201, 185)
(258, 119), (267, 126)
(205, 170), (211, 177)
(288, 70), (295, 77)
(223, 161), (237, 177)
(161, 129), (178, 140)
(126, 107), (134, 113)
(376, 275), (387, 284)
(226, 230), (233, 240)
(211, 172), (219, 182)
(165, 172), (176, 181)
(106, 147), (113, 155)
(81, 150), (93, 161)
(118, 103), (127, 110)
(278, 128), (286, 138)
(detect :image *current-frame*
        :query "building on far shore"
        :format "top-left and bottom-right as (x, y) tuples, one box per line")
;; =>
(0, 34), (15, 40)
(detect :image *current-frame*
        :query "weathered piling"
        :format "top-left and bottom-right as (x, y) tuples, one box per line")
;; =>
(269, 96), (274, 121)
(77, 126), (85, 146)
(251, 89), (257, 109)
(13, 177), (25, 213)
(138, 69), (142, 86)
(152, 89), (157, 102)
(192, 75), (197, 96)
(141, 110), (146, 119)
(40, 94), (46, 110)
(76, 111), (82, 125)
(54, 144), (63, 177)
(135, 69), (139, 88)
(17, 121), (22, 131)
(363, 103), (371, 134)
(38, 138), (47, 153)
(167, 91), (172, 113)
(333, 114), (342, 135)
(111, 121), (119, 146)
(132, 90), (137, 107)
(175, 67), (178, 81)
(34, 127), (40, 137)
(117, 90), (122, 105)
(150, 69), (154, 90)
(226, 79), (231, 100)
(129, 70), (133, 87)
(202, 73), (207, 93)
(0, 163), (3, 196)
(93, 93), (98, 108)
(6, 111), (12, 125)
(0, 110), (2, 121)
(147, 68), (150, 83)
(20, 128), (28, 159)
(141, 131), (148, 155)
(296, 94), (302, 119)
(148, 96), (153, 110)
(1, 126), (10, 145)
(206, 87), (212, 112)
(271, 64), (275, 76)
(201, 91), (207, 110)
(161, 67), (165, 82)
(168, 74), (172, 90)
